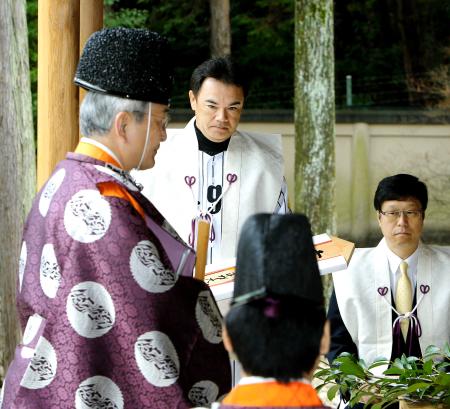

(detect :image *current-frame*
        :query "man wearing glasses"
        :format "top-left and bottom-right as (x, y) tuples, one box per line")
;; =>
(327, 174), (449, 369)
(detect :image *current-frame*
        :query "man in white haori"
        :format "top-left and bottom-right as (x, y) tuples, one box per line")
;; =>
(134, 56), (288, 265)
(328, 174), (449, 367)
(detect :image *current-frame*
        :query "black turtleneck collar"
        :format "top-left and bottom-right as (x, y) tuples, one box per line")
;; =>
(194, 121), (231, 156)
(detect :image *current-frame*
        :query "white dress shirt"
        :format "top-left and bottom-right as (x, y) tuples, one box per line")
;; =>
(384, 241), (419, 299)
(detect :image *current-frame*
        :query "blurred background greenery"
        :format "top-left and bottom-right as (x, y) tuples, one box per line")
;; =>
(26, 0), (450, 121)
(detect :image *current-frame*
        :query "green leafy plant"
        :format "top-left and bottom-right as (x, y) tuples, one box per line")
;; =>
(314, 344), (450, 409)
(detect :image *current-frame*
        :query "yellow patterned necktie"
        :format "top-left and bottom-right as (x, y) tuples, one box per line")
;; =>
(395, 261), (413, 340)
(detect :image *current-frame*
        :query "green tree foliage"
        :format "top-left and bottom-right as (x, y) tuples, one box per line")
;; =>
(104, 0), (211, 108)
(26, 0), (450, 114)
(104, 0), (293, 108)
(334, 0), (450, 107)
(230, 0), (294, 108)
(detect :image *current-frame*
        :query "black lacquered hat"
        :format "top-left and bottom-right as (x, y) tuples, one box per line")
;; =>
(74, 27), (173, 104)
(232, 213), (324, 307)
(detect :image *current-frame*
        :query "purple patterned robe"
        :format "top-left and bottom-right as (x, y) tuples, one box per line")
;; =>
(0, 152), (231, 409)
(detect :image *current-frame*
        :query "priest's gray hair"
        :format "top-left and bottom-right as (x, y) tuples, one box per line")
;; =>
(80, 91), (149, 137)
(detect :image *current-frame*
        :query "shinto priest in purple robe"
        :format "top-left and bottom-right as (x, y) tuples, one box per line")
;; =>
(0, 27), (231, 409)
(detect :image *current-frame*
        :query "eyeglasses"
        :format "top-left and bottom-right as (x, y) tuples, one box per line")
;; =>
(132, 111), (170, 130)
(152, 114), (170, 131)
(379, 209), (423, 220)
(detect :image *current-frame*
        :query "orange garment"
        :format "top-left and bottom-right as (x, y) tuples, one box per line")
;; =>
(222, 381), (323, 407)
(74, 141), (145, 218)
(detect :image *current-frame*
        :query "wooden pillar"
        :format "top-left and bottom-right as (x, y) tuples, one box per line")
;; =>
(37, 0), (80, 189)
(79, 0), (103, 103)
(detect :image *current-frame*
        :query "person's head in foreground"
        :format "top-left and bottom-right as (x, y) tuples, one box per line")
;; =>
(74, 27), (172, 171)
(223, 213), (330, 382)
(189, 55), (248, 143)
(374, 173), (427, 259)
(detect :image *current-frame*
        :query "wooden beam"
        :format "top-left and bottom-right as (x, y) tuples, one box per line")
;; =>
(80, 0), (103, 103)
(37, 0), (80, 189)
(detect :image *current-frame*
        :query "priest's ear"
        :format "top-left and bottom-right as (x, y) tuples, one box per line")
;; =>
(319, 320), (331, 356)
(114, 111), (132, 142)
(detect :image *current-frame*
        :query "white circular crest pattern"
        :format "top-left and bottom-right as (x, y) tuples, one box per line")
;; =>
(20, 337), (57, 389)
(39, 168), (66, 217)
(130, 240), (178, 293)
(0, 380), (4, 408)
(75, 375), (124, 409)
(195, 291), (223, 344)
(40, 244), (61, 299)
(64, 189), (111, 243)
(18, 241), (27, 292)
(67, 281), (115, 338)
(22, 314), (45, 346)
(134, 331), (180, 387)
(188, 380), (219, 407)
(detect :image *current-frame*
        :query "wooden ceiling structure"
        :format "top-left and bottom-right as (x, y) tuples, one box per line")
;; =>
(37, 0), (103, 189)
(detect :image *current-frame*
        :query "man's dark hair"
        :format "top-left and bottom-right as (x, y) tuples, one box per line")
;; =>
(225, 299), (326, 382)
(373, 173), (428, 212)
(190, 56), (249, 97)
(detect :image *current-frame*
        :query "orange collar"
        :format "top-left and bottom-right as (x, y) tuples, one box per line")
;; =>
(75, 140), (145, 218)
(75, 140), (122, 168)
(222, 381), (323, 407)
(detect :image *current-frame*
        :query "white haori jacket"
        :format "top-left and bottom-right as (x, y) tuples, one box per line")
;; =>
(134, 117), (284, 260)
(332, 238), (450, 366)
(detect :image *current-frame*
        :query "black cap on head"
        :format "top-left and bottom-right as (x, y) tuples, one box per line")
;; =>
(232, 213), (324, 307)
(75, 27), (173, 104)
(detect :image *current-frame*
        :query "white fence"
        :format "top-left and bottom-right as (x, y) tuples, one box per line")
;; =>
(170, 119), (450, 245)
(240, 122), (450, 245)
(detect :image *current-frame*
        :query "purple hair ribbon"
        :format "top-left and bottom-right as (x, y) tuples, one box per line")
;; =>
(263, 297), (281, 319)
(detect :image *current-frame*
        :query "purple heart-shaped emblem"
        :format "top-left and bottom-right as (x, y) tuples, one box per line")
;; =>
(377, 287), (388, 296)
(227, 173), (238, 183)
(420, 284), (430, 294)
(184, 175), (196, 187)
